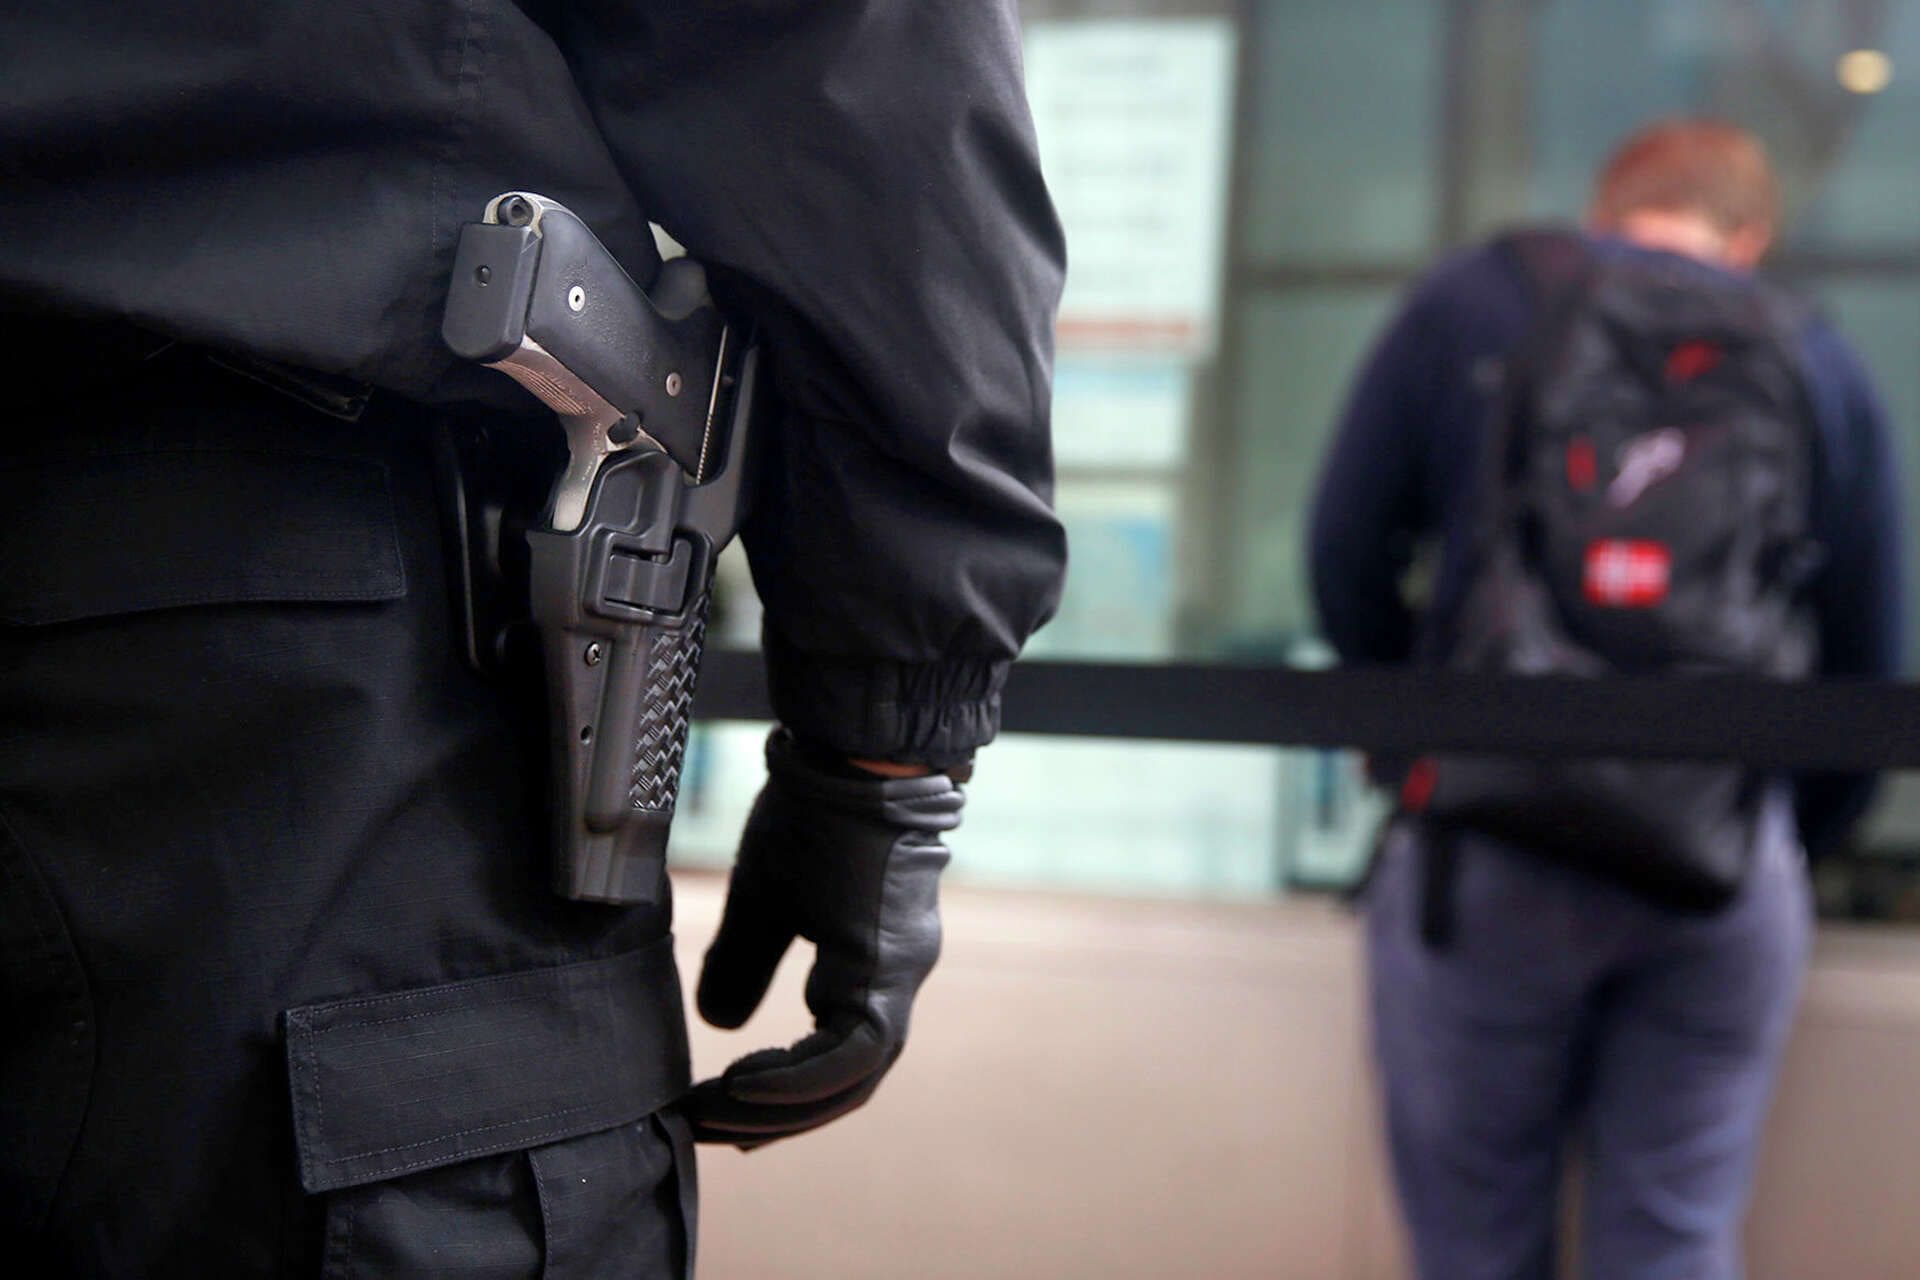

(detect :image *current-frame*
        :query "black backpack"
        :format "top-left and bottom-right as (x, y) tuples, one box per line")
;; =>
(1408, 229), (1821, 912)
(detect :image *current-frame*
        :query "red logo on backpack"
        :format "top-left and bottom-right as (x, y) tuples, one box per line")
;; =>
(1584, 539), (1670, 608)
(1666, 339), (1723, 382)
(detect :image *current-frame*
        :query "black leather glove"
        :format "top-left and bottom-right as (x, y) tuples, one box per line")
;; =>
(686, 729), (962, 1149)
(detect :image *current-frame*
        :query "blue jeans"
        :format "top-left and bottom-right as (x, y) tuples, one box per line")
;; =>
(1366, 805), (1811, 1280)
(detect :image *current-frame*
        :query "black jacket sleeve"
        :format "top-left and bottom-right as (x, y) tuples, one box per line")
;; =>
(551, 1), (1068, 766)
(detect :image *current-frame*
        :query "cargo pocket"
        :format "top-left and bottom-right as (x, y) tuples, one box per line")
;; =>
(285, 941), (694, 1279)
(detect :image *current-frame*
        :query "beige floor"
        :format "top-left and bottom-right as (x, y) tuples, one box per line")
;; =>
(671, 872), (1920, 1279)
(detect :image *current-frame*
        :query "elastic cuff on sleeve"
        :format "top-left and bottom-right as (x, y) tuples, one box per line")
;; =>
(762, 631), (1006, 768)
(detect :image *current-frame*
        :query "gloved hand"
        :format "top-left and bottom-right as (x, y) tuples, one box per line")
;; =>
(686, 728), (963, 1149)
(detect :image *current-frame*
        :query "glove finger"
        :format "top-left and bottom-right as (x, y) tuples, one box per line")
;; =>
(719, 1021), (893, 1106)
(684, 1063), (891, 1150)
(697, 880), (796, 1030)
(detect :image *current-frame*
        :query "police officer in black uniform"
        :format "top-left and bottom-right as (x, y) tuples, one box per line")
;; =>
(0, 3), (1066, 1274)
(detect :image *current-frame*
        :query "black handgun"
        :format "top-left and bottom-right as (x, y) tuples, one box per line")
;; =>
(442, 192), (755, 903)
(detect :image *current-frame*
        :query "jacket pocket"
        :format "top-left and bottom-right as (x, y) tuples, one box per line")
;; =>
(285, 941), (694, 1278)
(0, 446), (405, 627)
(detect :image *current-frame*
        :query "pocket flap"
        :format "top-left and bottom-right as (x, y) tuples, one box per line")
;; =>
(285, 940), (690, 1194)
(0, 448), (405, 626)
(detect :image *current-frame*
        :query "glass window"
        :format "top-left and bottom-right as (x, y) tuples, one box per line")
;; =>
(1239, 0), (1441, 266)
(1221, 288), (1399, 648)
(1528, 2), (1920, 254)
(1025, 478), (1181, 661)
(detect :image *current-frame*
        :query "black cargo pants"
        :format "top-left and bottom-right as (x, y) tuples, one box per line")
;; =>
(0, 348), (696, 1276)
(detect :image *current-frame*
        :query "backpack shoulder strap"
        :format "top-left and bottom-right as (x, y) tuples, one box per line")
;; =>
(1476, 228), (1597, 503)
(1415, 233), (1588, 667)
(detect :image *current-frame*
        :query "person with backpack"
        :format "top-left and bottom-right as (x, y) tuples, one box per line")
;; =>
(1309, 119), (1904, 1279)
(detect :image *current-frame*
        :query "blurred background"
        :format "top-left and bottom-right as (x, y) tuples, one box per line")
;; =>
(673, 3), (1920, 1275)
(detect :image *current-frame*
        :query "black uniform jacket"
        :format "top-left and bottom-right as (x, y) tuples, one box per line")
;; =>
(0, 1), (1068, 765)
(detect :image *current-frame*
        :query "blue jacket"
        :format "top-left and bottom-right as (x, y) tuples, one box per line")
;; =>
(1309, 233), (1906, 852)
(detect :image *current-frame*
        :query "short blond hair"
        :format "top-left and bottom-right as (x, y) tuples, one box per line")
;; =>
(1589, 119), (1780, 236)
